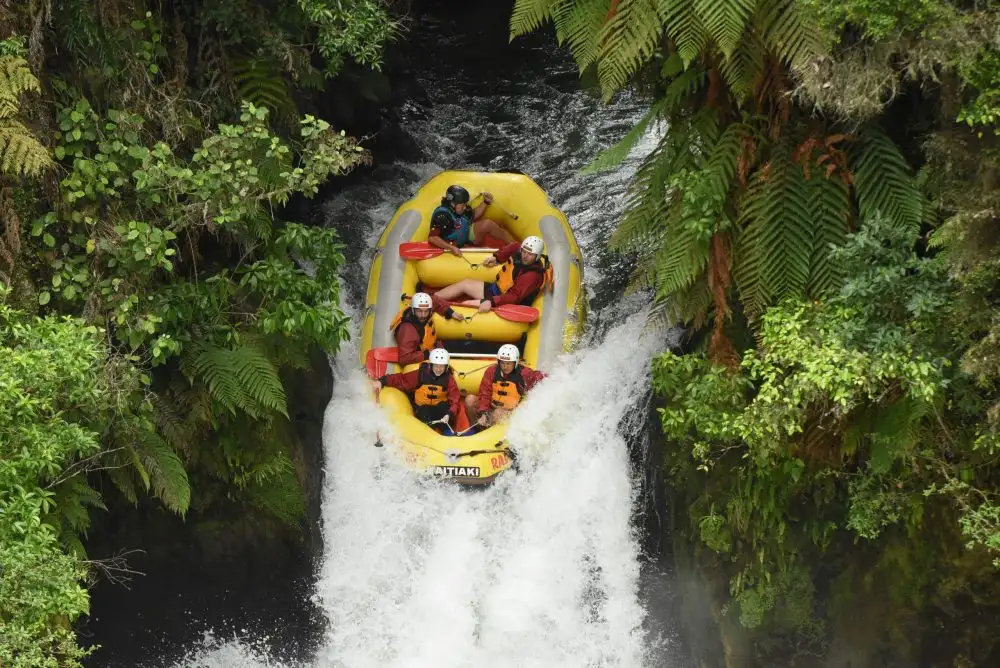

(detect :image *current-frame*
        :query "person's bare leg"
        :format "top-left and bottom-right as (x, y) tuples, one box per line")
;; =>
(464, 394), (480, 425)
(434, 278), (485, 302)
(473, 218), (515, 245)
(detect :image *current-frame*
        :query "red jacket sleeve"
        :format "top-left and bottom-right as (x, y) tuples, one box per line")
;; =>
(494, 242), (521, 264)
(447, 374), (461, 419)
(383, 369), (420, 393)
(522, 366), (547, 391)
(477, 365), (496, 412)
(394, 322), (425, 366)
(431, 294), (456, 319)
(491, 269), (544, 307)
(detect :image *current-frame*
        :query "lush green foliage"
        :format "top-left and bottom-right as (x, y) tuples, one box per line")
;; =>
(0, 0), (398, 664)
(514, 0), (1000, 663)
(0, 296), (114, 667)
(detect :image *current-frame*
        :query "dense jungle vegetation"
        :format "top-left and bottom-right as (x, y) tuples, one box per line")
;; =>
(511, 0), (1000, 664)
(0, 0), (401, 664)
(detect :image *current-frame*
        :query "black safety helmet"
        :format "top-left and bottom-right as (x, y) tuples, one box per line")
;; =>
(443, 185), (470, 207)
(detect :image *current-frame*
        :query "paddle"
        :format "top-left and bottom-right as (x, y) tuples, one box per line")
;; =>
(398, 242), (488, 269)
(398, 293), (539, 323)
(474, 304), (538, 323)
(399, 241), (445, 260)
(365, 346), (398, 379)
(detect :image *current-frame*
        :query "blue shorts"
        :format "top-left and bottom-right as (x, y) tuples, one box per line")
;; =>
(485, 282), (501, 298)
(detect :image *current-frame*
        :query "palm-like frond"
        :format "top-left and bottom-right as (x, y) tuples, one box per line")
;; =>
(186, 342), (289, 420)
(805, 170), (850, 298)
(695, 0), (757, 60)
(852, 127), (922, 233)
(552, 0), (613, 72)
(736, 146), (812, 312)
(0, 57), (52, 178)
(510, 0), (566, 38)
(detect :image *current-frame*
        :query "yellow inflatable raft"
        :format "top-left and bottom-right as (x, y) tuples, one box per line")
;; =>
(360, 170), (585, 485)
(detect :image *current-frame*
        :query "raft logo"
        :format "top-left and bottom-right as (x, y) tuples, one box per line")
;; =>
(431, 465), (480, 477)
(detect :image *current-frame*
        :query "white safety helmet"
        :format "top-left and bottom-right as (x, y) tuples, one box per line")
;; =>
(411, 292), (433, 310)
(428, 348), (450, 365)
(497, 344), (520, 363)
(521, 235), (544, 256)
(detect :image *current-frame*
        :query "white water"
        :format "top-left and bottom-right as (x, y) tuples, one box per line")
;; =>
(313, 311), (666, 668)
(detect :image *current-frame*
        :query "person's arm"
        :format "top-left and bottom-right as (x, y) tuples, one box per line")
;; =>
(522, 367), (547, 391)
(494, 242), (520, 263)
(431, 294), (464, 321)
(381, 369), (420, 393)
(489, 270), (543, 307)
(477, 366), (495, 413)
(394, 323), (425, 366)
(429, 211), (462, 255)
(471, 192), (493, 221)
(447, 375), (461, 420)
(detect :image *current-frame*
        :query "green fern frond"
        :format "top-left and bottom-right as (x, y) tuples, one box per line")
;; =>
(869, 398), (930, 473)
(243, 456), (306, 527)
(47, 475), (105, 557)
(0, 120), (53, 178)
(659, 63), (708, 115)
(233, 59), (297, 123)
(851, 127), (922, 233)
(694, 0), (756, 60)
(736, 147), (812, 312)
(552, 0), (612, 72)
(654, 219), (710, 297)
(510, 0), (564, 39)
(107, 461), (140, 505)
(706, 122), (752, 197)
(805, 171), (850, 298)
(581, 96), (668, 175)
(597, 0), (671, 97)
(136, 432), (191, 516)
(610, 138), (680, 250)
(151, 391), (192, 455)
(662, 0), (710, 67)
(719, 21), (765, 100)
(756, 0), (823, 71)
(0, 56), (41, 117)
(188, 343), (288, 420)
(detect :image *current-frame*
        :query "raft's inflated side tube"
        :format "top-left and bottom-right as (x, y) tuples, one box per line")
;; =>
(360, 170), (585, 485)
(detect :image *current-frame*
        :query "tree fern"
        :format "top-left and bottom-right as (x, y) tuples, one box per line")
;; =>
(663, 0), (710, 67)
(47, 475), (106, 558)
(232, 59), (297, 125)
(136, 431), (191, 516)
(736, 146), (812, 312)
(654, 219), (711, 297)
(597, 0), (671, 96)
(186, 342), (289, 420)
(0, 56), (52, 178)
(695, 0), (757, 60)
(852, 127), (922, 233)
(756, 0), (823, 72)
(581, 95), (668, 175)
(550, 0), (612, 72)
(510, 0), (564, 38)
(580, 64), (706, 175)
(805, 169), (850, 298)
(0, 56), (41, 114)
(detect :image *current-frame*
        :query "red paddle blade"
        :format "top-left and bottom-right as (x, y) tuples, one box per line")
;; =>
(366, 347), (399, 379)
(399, 241), (443, 260)
(494, 304), (539, 323)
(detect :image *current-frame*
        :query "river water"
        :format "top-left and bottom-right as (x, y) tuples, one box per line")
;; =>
(89, 1), (692, 665)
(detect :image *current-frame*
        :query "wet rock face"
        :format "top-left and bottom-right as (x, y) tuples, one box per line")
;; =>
(285, 345), (335, 561)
